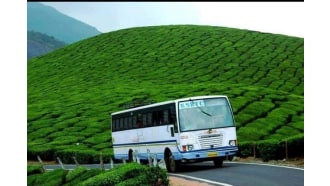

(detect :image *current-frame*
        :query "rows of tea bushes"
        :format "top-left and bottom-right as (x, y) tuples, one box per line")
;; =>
(28, 25), (303, 162)
(238, 134), (304, 161)
(28, 163), (168, 186)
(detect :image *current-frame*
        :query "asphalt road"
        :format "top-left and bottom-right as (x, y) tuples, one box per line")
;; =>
(44, 161), (304, 186)
(172, 161), (304, 186)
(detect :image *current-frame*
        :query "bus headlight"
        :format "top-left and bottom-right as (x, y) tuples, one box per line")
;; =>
(182, 144), (194, 152)
(229, 140), (237, 146)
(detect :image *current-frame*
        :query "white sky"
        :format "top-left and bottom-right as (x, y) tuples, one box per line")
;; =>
(41, 2), (305, 37)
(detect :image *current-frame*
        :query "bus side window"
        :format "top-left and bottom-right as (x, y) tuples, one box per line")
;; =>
(152, 111), (158, 125)
(125, 117), (129, 130)
(169, 107), (178, 132)
(123, 117), (126, 130)
(112, 119), (116, 132)
(137, 113), (143, 128)
(137, 120), (143, 128)
(120, 118), (124, 130)
(152, 110), (164, 125)
(142, 113), (147, 127)
(128, 116), (133, 129)
(147, 112), (152, 127)
(132, 115), (137, 129)
(117, 118), (120, 131)
(163, 110), (169, 124)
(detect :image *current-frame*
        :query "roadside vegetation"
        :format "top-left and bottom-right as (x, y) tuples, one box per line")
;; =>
(28, 163), (168, 186)
(28, 25), (303, 163)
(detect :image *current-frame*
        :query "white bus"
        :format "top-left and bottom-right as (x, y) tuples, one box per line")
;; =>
(111, 95), (238, 172)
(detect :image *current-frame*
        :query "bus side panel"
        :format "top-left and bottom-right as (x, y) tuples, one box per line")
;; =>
(112, 125), (179, 161)
(112, 129), (137, 160)
(133, 125), (179, 160)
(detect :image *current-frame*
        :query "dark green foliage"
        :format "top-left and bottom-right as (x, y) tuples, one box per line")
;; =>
(283, 134), (304, 157)
(55, 148), (101, 164)
(27, 144), (55, 161)
(116, 166), (169, 186)
(238, 134), (304, 161)
(27, 163), (168, 186)
(79, 163), (145, 186)
(27, 165), (44, 176)
(28, 169), (68, 186)
(79, 163), (168, 186)
(65, 167), (88, 183)
(65, 167), (103, 186)
(257, 140), (281, 161)
(28, 25), (303, 161)
(237, 142), (255, 158)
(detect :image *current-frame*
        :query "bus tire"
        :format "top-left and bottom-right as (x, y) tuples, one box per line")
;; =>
(213, 157), (224, 168)
(165, 150), (180, 172)
(128, 149), (133, 162)
(227, 155), (234, 161)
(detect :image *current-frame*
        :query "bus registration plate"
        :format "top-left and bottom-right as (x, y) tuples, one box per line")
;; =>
(207, 151), (218, 157)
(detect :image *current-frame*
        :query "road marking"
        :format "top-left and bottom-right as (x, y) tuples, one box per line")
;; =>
(225, 161), (304, 170)
(168, 173), (233, 186)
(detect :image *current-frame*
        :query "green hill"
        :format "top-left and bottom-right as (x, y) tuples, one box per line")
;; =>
(27, 2), (101, 44)
(27, 25), (303, 161)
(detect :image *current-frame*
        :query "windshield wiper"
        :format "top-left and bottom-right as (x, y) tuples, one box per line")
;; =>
(197, 107), (212, 117)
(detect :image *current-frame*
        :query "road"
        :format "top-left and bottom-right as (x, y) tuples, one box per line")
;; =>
(171, 161), (304, 186)
(44, 161), (304, 186)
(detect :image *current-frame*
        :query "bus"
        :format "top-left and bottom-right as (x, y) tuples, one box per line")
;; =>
(110, 95), (238, 172)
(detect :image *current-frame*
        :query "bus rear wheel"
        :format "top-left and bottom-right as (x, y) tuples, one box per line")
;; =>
(165, 151), (180, 172)
(213, 157), (224, 168)
(128, 150), (133, 162)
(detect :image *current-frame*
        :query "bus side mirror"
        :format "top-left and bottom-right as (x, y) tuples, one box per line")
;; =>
(170, 127), (174, 137)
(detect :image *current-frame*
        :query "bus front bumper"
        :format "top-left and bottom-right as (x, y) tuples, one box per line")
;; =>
(179, 146), (238, 161)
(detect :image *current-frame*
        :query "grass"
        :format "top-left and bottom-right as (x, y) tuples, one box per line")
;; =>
(28, 25), (303, 161)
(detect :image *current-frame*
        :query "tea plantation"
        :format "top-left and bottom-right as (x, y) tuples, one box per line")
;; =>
(28, 25), (303, 163)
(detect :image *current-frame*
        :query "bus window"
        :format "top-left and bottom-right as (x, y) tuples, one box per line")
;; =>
(123, 117), (126, 130)
(128, 116), (133, 129)
(159, 111), (164, 125)
(152, 111), (158, 125)
(163, 110), (169, 124)
(137, 113), (143, 128)
(112, 119), (116, 131)
(133, 115), (137, 129)
(143, 114), (147, 127)
(147, 112), (152, 127)
(120, 118), (124, 130)
(152, 110), (163, 125)
(124, 117), (129, 130)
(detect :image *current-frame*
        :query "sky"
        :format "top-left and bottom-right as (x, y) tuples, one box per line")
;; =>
(41, 2), (305, 38)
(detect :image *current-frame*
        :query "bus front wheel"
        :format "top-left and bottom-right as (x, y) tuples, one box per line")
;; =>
(128, 149), (133, 162)
(213, 157), (224, 168)
(165, 151), (180, 172)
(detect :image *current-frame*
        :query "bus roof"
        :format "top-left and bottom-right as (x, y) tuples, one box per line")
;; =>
(110, 95), (228, 116)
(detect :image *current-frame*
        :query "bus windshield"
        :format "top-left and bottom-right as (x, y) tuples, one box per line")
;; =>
(178, 98), (234, 132)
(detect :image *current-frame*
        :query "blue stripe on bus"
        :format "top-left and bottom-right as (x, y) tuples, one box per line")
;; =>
(179, 146), (239, 153)
(114, 140), (238, 154)
(113, 140), (177, 147)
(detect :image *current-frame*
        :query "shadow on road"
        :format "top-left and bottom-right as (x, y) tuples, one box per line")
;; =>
(176, 162), (233, 173)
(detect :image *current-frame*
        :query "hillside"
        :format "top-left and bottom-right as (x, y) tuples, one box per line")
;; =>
(27, 25), (303, 161)
(27, 2), (101, 44)
(28, 31), (67, 59)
